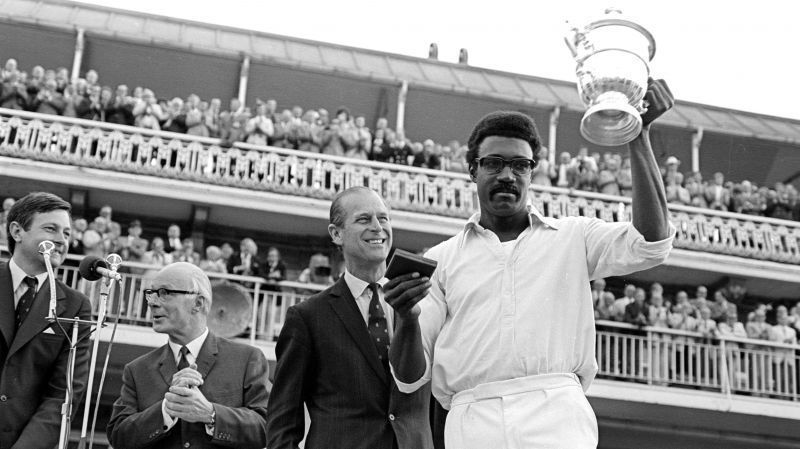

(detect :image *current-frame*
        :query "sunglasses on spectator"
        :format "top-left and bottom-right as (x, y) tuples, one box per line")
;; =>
(473, 156), (537, 175)
(144, 288), (198, 303)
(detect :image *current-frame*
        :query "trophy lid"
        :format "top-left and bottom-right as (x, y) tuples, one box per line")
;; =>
(585, 8), (656, 60)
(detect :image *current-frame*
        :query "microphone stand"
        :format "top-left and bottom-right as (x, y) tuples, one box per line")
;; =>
(39, 242), (95, 449)
(77, 254), (122, 449)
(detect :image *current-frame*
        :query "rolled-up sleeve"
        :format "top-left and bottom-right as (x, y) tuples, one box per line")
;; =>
(585, 219), (675, 280)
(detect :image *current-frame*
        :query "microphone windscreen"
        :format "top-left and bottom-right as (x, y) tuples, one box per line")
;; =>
(79, 256), (109, 281)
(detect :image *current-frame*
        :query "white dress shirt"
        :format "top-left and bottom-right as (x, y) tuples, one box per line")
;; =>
(343, 270), (394, 339)
(393, 204), (674, 409)
(9, 258), (48, 308)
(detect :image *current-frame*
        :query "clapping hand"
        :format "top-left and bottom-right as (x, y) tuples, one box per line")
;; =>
(165, 367), (214, 423)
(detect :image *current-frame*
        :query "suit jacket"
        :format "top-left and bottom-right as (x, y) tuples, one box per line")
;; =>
(0, 261), (92, 449)
(226, 253), (265, 278)
(267, 278), (433, 449)
(107, 332), (269, 449)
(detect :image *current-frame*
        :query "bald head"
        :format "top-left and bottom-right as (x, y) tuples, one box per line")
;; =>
(155, 262), (213, 313)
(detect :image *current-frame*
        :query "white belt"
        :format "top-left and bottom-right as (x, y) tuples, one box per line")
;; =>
(450, 373), (580, 407)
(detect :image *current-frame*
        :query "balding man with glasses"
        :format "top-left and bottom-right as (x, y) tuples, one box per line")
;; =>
(388, 79), (677, 449)
(108, 262), (269, 449)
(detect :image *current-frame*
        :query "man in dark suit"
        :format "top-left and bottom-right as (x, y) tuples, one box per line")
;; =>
(226, 237), (264, 278)
(0, 191), (92, 448)
(267, 186), (434, 449)
(107, 262), (269, 449)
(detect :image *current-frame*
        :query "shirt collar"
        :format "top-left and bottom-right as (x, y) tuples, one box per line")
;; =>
(343, 268), (387, 300)
(9, 258), (49, 292)
(460, 201), (559, 247)
(168, 327), (209, 363)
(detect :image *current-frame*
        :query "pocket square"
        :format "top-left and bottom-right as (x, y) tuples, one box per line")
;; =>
(42, 327), (56, 335)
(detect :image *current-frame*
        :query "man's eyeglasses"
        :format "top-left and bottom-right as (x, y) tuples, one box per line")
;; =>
(144, 288), (198, 303)
(473, 156), (537, 175)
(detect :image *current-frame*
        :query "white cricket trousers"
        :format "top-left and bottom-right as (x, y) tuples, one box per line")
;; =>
(445, 373), (598, 449)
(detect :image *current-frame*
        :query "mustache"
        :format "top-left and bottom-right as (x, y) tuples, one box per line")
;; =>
(490, 184), (520, 196)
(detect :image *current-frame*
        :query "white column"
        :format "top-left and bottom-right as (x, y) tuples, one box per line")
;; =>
(237, 55), (250, 106)
(692, 127), (704, 173)
(396, 80), (408, 138)
(70, 28), (85, 84)
(548, 106), (560, 164)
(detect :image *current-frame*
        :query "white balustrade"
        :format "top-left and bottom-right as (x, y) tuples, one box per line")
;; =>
(1, 108), (798, 264)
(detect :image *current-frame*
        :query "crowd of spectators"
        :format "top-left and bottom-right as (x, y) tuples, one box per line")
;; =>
(592, 278), (799, 345)
(2, 58), (798, 222)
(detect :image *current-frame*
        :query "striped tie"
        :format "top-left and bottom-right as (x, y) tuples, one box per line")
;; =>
(367, 283), (389, 372)
(15, 276), (38, 329)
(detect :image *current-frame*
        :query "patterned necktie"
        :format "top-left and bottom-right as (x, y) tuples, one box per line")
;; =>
(177, 346), (190, 371)
(15, 276), (38, 329)
(367, 283), (389, 372)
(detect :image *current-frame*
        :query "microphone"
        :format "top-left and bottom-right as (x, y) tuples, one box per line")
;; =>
(39, 240), (58, 321)
(79, 256), (122, 281)
(38, 240), (56, 257)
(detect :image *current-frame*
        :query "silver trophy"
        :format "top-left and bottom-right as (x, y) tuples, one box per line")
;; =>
(565, 8), (655, 146)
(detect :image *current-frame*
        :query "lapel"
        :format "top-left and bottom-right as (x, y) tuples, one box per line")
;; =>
(8, 277), (68, 356)
(195, 332), (219, 381)
(0, 264), (15, 348)
(157, 343), (178, 387)
(327, 278), (388, 385)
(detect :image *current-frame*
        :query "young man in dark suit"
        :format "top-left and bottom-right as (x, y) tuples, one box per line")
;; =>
(0, 191), (93, 448)
(267, 186), (434, 449)
(107, 262), (270, 449)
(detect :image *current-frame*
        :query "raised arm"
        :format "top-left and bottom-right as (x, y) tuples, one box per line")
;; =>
(629, 79), (675, 242)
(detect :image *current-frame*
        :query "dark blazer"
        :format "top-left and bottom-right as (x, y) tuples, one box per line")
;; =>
(267, 278), (433, 449)
(226, 253), (265, 279)
(0, 261), (92, 449)
(107, 332), (270, 449)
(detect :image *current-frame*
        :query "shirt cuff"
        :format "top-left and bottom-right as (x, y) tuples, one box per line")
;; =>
(161, 400), (177, 431)
(626, 221), (675, 257)
(390, 352), (431, 394)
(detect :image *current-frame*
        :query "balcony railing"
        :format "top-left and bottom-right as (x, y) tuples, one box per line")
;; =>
(33, 254), (796, 403)
(1, 108), (798, 264)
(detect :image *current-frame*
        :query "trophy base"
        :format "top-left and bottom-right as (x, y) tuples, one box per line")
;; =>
(581, 97), (642, 146)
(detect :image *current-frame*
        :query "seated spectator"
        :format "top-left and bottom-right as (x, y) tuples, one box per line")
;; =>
(104, 84), (135, 126)
(665, 172), (691, 205)
(596, 155), (620, 195)
(1, 58), (17, 81)
(612, 284), (636, 322)
(70, 217), (87, 255)
(32, 78), (66, 115)
(353, 115), (372, 158)
(296, 110), (322, 152)
(689, 286), (708, 313)
(185, 103), (209, 137)
(709, 289), (737, 324)
(271, 109), (297, 149)
(624, 288), (648, 327)
(141, 236), (173, 270)
(160, 97), (188, 134)
(0, 70), (28, 110)
(684, 174), (708, 208)
(662, 156), (681, 186)
(228, 237), (264, 278)
(412, 139), (441, 170)
(103, 221), (124, 256)
(264, 246), (287, 292)
(204, 97), (222, 137)
(297, 253), (334, 287)
(82, 218), (106, 258)
(590, 278), (606, 308)
(164, 224), (183, 253)
(594, 292), (616, 321)
(745, 307), (771, 340)
(733, 180), (765, 215)
(717, 311), (747, 339)
(668, 294), (696, 332)
(770, 306), (797, 374)
(172, 237), (201, 265)
(704, 172), (731, 211)
(553, 151), (573, 188)
(648, 293), (669, 328)
(199, 245), (227, 273)
(695, 306), (717, 338)
(220, 242), (235, 267)
(54, 66), (70, 94)
(446, 140), (469, 174)
(384, 129), (412, 165)
(570, 147), (598, 192)
(118, 219), (148, 263)
(0, 197), (15, 243)
(245, 101), (275, 146)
